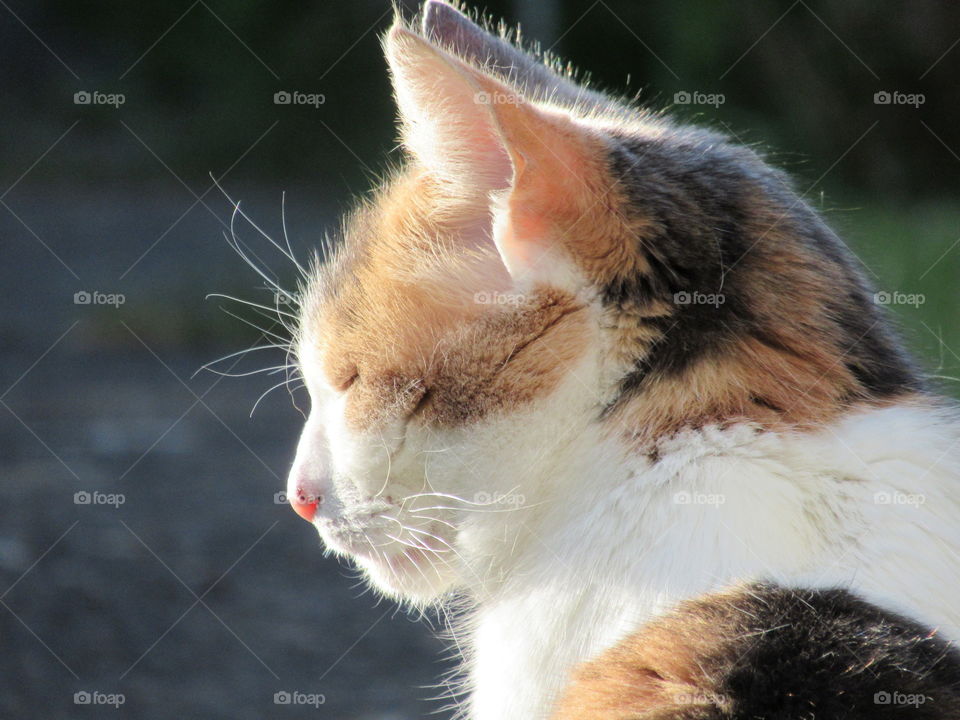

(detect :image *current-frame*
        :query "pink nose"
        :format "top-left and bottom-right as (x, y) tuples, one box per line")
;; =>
(289, 488), (320, 522)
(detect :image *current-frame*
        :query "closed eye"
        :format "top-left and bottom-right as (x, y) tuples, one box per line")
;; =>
(337, 372), (358, 393)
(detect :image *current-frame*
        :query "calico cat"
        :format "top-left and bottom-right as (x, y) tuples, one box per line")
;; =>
(552, 583), (960, 720)
(269, 1), (960, 717)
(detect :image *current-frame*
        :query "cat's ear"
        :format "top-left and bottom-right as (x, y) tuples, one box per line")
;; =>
(385, 25), (611, 284)
(421, 0), (610, 111)
(384, 23), (512, 192)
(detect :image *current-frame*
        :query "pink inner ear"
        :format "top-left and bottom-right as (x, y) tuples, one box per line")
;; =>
(493, 197), (552, 279)
(463, 122), (513, 189)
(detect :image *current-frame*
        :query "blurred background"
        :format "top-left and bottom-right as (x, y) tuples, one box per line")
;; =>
(1, 1), (958, 717)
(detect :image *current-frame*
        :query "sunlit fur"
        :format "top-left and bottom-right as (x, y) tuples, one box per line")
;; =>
(218, 2), (960, 718)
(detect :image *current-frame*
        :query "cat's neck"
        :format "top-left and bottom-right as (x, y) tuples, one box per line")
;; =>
(456, 398), (960, 720)
(456, 395), (957, 618)
(458, 424), (636, 599)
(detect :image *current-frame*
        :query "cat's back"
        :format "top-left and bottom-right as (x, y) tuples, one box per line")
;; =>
(551, 583), (960, 719)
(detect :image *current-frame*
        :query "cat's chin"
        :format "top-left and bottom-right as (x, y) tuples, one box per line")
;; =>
(354, 546), (456, 604)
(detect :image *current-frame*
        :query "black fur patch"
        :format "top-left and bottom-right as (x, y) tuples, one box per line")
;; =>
(712, 584), (960, 719)
(601, 128), (921, 409)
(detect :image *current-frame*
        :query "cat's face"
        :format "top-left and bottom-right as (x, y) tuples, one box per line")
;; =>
(283, 1), (915, 604)
(289, 167), (600, 602)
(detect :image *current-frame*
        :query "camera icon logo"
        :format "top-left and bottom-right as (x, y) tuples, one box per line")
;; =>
(274, 91), (292, 105)
(74, 290), (92, 305)
(74, 491), (92, 505)
(74, 91), (91, 105)
(274, 691), (292, 705)
(874, 691), (892, 705)
(274, 491), (288, 505)
(674, 91), (692, 104)
(74, 691), (92, 705)
(873, 91), (892, 105)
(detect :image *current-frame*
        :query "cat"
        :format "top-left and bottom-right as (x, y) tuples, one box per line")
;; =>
(270, 1), (960, 717)
(552, 582), (960, 719)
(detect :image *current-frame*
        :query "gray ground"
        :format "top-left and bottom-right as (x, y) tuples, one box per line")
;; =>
(0, 186), (454, 719)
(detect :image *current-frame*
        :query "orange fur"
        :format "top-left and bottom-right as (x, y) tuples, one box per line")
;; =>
(551, 590), (737, 719)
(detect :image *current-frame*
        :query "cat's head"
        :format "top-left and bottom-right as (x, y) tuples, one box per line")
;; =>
(284, 1), (917, 604)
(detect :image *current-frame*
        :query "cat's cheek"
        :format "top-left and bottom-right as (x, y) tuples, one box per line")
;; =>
(317, 405), (421, 515)
(318, 391), (380, 481)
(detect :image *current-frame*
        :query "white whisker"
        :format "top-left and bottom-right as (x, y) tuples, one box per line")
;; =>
(409, 514), (457, 531)
(205, 364), (296, 379)
(216, 306), (290, 344)
(192, 344), (289, 378)
(403, 491), (495, 507)
(214, 178), (308, 279)
(280, 190), (308, 277)
(249, 377), (299, 417)
(222, 205), (289, 297)
(205, 292), (298, 319)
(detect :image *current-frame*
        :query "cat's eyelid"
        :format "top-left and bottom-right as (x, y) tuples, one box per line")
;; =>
(335, 372), (358, 393)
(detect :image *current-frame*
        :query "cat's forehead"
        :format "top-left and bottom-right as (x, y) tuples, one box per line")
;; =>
(325, 172), (500, 285)
(292, 164), (593, 431)
(297, 170), (506, 370)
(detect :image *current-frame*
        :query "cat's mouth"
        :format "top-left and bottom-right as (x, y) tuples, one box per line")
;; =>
(315, 509), (452, 571)
(314, 512), (397, 557)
